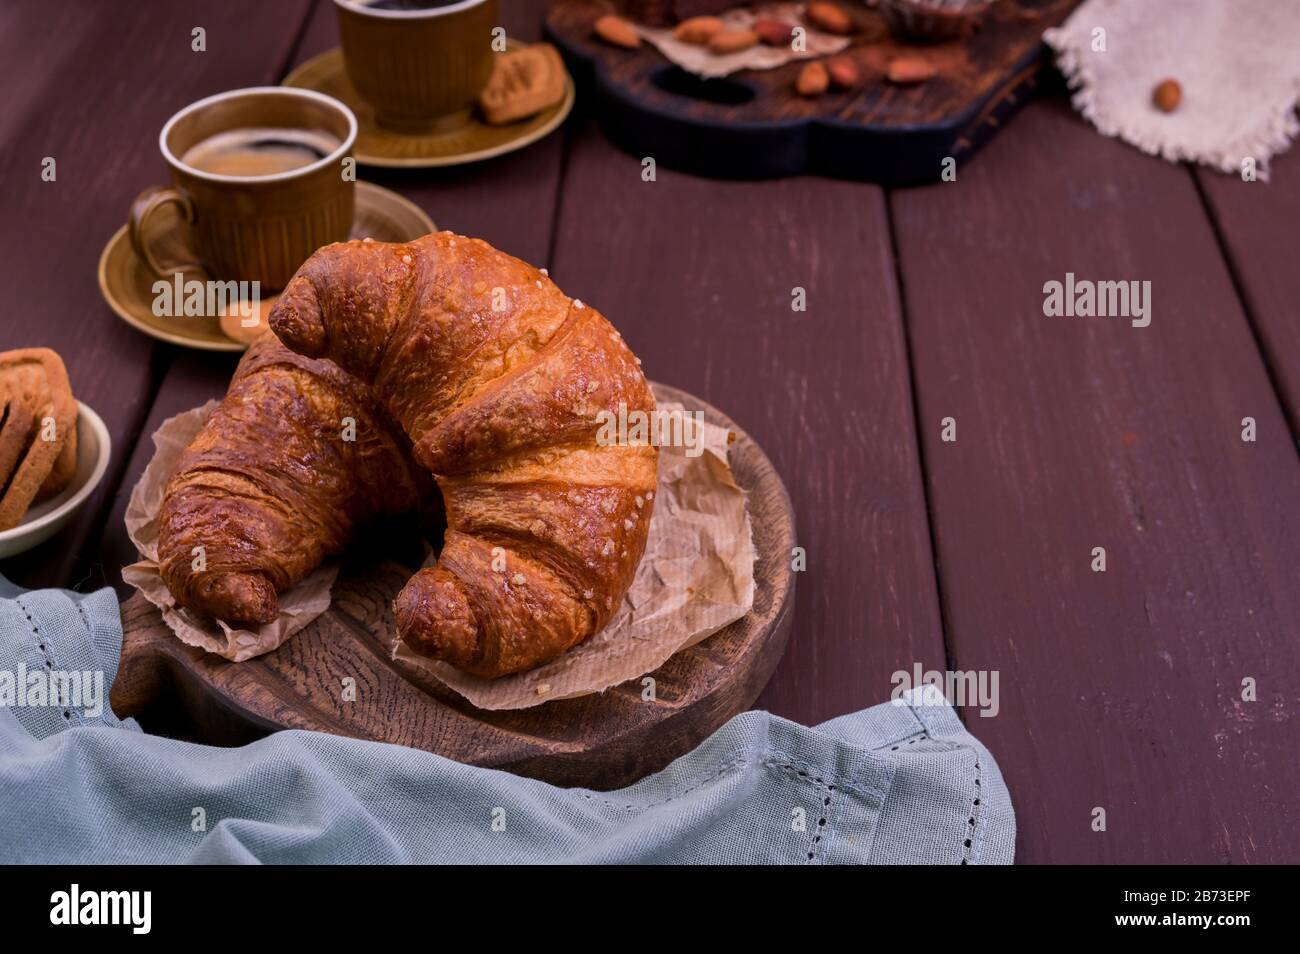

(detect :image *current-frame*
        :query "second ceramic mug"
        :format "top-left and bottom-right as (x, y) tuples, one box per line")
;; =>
(334, 0), (499, 132)
(129, 87), (358, 291)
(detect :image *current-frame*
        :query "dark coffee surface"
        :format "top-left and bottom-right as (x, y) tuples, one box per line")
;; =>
(180, 127), (340, 176)
(364, 0), (467, 10)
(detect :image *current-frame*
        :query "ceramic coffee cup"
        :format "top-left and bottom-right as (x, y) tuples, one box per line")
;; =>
(334, 0), (499, 133)
(129, 87), (358, 291)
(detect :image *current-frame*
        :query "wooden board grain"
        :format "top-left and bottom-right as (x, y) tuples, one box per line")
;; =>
(891, 98), (1300, 863)
(110, 385), (795, 790)
(548, 123), (946, 725)
(0, 0), (314, 589)
(546, 0), (1078, 181)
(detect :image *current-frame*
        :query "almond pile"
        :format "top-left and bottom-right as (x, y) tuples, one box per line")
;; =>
(592, 3), (863, 59)
(588, 4), (944, 99)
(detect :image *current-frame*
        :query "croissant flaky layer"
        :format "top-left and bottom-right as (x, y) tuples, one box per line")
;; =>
(157, 336), (429, 625)
(271, 232), (658, 677)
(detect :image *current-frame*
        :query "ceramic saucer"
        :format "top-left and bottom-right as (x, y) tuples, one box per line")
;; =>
(282, 45), (574, 169)
(98, 181), (435, 352)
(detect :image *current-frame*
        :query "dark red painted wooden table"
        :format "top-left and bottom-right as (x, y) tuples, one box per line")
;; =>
(3, 0), (1296, 864)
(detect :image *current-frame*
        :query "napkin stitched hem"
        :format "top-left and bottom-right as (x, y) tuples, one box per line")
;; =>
(1, 576), (1014, 865)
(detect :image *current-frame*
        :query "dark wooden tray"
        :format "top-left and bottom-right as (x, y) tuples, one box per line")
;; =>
(546, 0), (1079, 182)
(110, 384), (795, 790)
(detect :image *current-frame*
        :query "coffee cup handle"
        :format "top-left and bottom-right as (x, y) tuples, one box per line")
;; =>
(128, 186), (202, 277)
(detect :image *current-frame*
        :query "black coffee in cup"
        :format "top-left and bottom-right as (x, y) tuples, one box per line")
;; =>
(364, 0), (464, 10)
(180, 127), (342, 177)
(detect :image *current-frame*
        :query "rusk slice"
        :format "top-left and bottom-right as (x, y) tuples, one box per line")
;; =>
(0, 348), (78, 530)
(0, 399), (71, 530)
(34, 410), (77, 502)
(0, 381), (37, 492)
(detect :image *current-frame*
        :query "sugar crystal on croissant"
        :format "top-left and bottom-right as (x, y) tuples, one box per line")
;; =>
(270, 232), (658, 678)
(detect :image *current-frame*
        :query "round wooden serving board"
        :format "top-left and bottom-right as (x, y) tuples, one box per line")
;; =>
(111, 384), (795, 790)
(546, 0), (1080, 182)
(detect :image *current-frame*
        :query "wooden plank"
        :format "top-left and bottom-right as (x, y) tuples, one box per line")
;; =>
(0, 0), (313, 588)
(292, 0), (564, 265)
(549, 124), (946, 726)
(1196, 151), (1300, 434)
(891, 97), (1300, 863)
(96, 0), (569, 597)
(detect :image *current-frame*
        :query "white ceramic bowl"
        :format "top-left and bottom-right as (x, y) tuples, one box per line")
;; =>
(0, 401), (112, 559)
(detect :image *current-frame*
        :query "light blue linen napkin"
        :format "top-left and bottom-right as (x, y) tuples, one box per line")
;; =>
(0, 576), (1014, 864)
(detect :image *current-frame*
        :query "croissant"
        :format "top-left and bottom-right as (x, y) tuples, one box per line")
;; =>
(270, 232), (658, 678)
(157, 335), (429, 625)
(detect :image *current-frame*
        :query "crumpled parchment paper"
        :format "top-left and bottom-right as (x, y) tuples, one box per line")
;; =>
(123, 395), (757, 705)
(637, 3), (851, 79)
(121, 401), (338, 662)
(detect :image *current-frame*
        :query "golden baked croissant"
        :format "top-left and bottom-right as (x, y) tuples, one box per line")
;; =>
(270, 232), (658, 678)
(158, 335), (429, 625)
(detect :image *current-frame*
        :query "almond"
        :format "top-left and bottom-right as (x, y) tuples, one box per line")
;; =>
(593, 14), (640, 49)
(806, 2), (854, 36)
(674, 16), (725, 44)
(796, 60), (830, 97)
(1153, 78), (1181, 113)
(753, 18), (795, 46)
(887, 56), (937, 84)
(708, 28), (759, 55)
(826, 54), (860, 90)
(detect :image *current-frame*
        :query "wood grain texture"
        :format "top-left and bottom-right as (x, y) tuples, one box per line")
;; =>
(548, 123), (946, 725)
(11, 0), (1300, 864)
(110, 384), (796, 790)
(546, 0), (1078, 181)
(1195, 152), (1300, 435)
(891, 98), (1300, 863)
(0, 0), (313, 587)
(292, 0), (566, 266)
